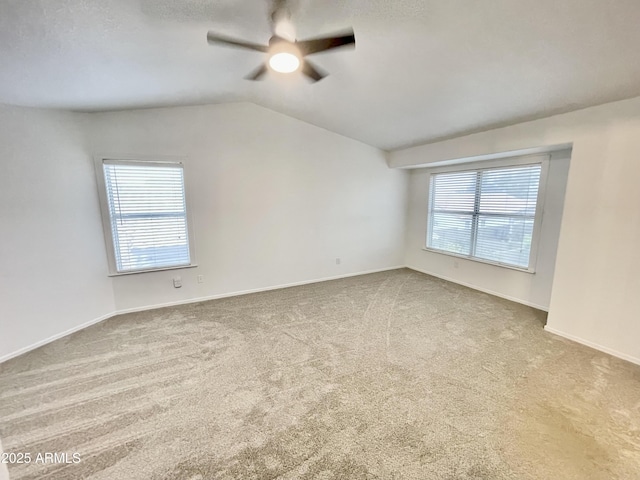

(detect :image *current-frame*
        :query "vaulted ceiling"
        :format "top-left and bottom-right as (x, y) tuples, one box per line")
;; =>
(1, 0), (640, 150)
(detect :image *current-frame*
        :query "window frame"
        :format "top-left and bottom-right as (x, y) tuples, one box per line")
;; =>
(424, 154), (550, 273)
(94, 155), (197, 276)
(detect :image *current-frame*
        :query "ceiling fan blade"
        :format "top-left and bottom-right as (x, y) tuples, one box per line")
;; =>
(296, 29), (355, 56)
(207, 32), (268, 52)
(301, 60), (327, 82)
(245, 64), (268, 81)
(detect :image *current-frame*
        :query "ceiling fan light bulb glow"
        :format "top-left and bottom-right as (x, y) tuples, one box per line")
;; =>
(269, 52), (300, 73)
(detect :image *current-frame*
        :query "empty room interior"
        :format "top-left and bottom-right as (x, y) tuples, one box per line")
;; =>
(1, 0), (640, 479)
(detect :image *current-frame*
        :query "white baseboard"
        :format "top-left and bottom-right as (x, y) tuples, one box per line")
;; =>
(0, 312), (115, 364)
(0, 266), (405, 364)
(544, 326), (640, 366)
(406, 266), (549, 311)
(4, 265), (638, 372)
(114, 266), (406, 315)
(409, 267), (640, 366)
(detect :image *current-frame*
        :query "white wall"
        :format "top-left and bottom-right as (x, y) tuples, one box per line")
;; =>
(405, 151), (570, 310)
(389, 96), (640, 364)
(0, 101), (406, 362)
(5, 95), (639, 367)
(88, 103), (407, 312)
(0, 105), (115, 361)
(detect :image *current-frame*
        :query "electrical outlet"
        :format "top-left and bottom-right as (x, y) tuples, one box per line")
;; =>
(173, 276), (182, 288)
(336, 258), (341, 265)
(197, 275), (204, 284)
(454, 260), (459, 269)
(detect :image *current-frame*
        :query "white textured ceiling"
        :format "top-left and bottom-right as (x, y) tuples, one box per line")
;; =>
(1, 0), (640, 150)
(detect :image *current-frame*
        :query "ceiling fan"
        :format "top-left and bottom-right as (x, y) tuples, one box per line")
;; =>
(206, 0), (355, 82)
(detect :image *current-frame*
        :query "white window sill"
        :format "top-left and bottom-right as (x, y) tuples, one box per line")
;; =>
(421, 248), (535, 274)
(108, 264), (198, 277)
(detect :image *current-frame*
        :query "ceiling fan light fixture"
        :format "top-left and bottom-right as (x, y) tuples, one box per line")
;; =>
(206, 6), (355, 83)
(268, 52), (300, 73)
(274, 18), (296, 42)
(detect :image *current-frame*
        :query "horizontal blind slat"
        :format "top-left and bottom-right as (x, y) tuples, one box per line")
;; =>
(428, 163), (541, 268)
(103, 162), (191, 272)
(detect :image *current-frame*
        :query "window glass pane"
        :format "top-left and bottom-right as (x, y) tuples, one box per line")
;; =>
(475, 216), (534, 268)
(103, 162), (190, 273)
(427, 162), (542, 269)
(432, 171), (477, 212)
(479, 165), (540, 215)
(428, 212), (473, 255)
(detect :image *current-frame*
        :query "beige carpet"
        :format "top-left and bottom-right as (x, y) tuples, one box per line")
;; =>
(1, 269), (639, 479)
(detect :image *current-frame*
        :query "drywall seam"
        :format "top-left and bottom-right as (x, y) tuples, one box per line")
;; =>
(544, 326), (640, 366)
(406, 266), (549, 311)
(0, 266), (404, 364)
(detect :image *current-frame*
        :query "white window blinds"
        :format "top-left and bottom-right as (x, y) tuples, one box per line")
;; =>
(102, 161), (191, 273)
(427, 163), (542, 269)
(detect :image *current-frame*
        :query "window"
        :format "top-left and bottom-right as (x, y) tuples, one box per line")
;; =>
(96, 159), (194, 274)
(427, 160), (545, 270)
